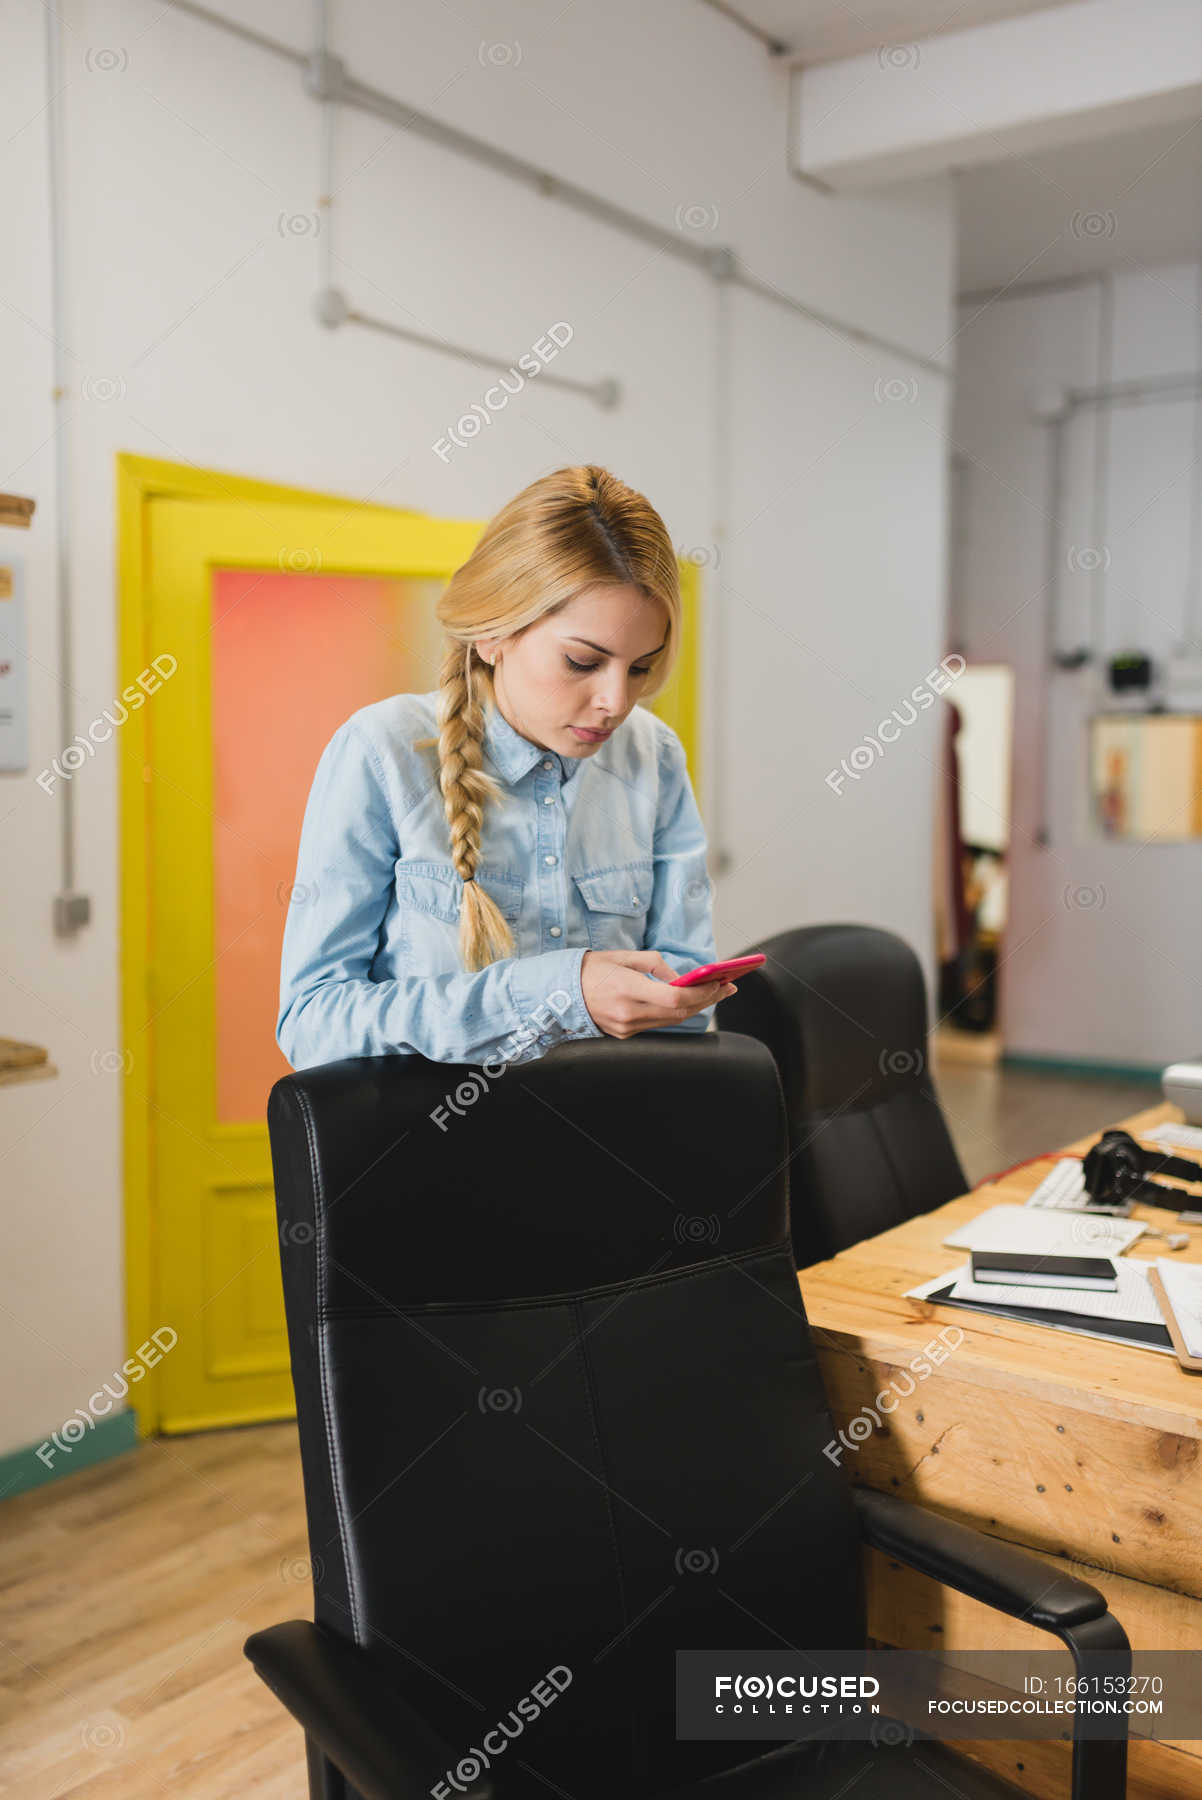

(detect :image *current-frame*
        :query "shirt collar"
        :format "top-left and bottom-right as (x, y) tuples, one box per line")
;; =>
(482, 696), (584, 785)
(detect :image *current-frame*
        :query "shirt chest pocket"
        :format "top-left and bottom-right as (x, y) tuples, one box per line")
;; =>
(572, 860), (653, 951)
(395, 862), (524, 928)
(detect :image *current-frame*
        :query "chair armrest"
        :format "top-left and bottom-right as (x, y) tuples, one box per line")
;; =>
(244, 1619), (494, 1800)
(853, 1486), (1110, 1631)
(853, 1487), (1131, 1800)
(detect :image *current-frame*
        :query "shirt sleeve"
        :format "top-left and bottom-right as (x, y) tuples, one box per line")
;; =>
(642, 722), (720, 1035)
(276, 719), (602, 1070)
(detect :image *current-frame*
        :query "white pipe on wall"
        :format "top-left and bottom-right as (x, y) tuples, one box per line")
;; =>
(44, 2), (88, 938)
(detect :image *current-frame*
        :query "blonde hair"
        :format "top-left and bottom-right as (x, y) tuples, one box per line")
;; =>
(412, 464), (682, 971)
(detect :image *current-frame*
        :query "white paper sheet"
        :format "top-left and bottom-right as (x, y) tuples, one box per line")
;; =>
(943, 1203), (1144, 1258)
(948, 1257), (1164, 1325)
(1145, 1121), (1202, 1154)
(1154, 1257), (1202, 1357)
(905, 1265), (1178, 1354)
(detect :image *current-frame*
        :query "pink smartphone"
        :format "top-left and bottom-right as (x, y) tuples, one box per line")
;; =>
(669, 953), (767, 988)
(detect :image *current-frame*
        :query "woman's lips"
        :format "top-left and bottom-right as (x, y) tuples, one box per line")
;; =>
(570, 725), (612, 742)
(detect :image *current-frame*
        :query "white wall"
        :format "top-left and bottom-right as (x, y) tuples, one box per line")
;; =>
(952, 258), (1202, 1065)
(717, 284), (953, 945)
(0, 0), (954, 1458)
(958, 115), (1202, 292)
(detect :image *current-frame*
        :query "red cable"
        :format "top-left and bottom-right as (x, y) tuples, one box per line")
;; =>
(974, 1150), (1082, 1188)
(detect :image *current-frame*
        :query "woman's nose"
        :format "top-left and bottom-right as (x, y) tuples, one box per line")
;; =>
(594, 671), (628, 718)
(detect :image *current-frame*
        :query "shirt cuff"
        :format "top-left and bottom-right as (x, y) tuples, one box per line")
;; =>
(509, 945), (603, 1051)
(647, 1004), (716, 1035)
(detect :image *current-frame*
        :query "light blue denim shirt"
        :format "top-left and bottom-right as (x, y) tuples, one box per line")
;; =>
(276, 689), (719, 1070)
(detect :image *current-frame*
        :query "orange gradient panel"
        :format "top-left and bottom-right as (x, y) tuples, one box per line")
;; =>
(210, 568), (446, 1122)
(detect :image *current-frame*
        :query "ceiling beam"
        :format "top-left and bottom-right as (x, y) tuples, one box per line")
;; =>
(792, 0), (1202, 189)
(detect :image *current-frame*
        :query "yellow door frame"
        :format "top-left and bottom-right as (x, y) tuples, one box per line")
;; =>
(118, 454), (429, 1432)
(117, 452), (701, 1434)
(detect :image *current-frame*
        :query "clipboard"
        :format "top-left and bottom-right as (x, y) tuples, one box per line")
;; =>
(1147, 1267), (1202, 1372)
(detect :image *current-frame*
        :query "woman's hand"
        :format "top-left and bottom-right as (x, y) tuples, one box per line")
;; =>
(580, 949), (737, 1040)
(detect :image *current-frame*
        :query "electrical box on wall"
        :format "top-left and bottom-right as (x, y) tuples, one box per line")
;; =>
(0, 552), (27, 773)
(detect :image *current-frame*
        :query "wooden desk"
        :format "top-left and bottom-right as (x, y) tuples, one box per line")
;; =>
(798, 1100), (1202, 1800)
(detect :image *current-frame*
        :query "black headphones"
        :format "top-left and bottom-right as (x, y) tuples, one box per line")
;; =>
(1082, 1129), (1202, 1210)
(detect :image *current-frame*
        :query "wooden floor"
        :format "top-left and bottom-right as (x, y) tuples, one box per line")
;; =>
(0, 1061), (1167, 1796)
(932, 1056), (1157, 1188)
(0, 1422), (311, 1796)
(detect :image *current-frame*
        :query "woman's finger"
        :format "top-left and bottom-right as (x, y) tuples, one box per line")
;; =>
(630, 975), (724, 1017)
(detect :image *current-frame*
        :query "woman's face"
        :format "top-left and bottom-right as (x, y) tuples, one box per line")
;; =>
(477, 584), (669, 759)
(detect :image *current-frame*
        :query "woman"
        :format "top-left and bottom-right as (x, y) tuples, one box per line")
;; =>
(276, 464), (739, 1070)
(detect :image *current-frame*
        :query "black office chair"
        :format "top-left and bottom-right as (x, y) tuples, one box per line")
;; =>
(721, 925), (968, 1266)
(245, 1033), (1128, 1800)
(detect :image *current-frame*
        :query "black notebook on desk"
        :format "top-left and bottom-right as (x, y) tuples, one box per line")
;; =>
(921, 1279), (1175, 1354)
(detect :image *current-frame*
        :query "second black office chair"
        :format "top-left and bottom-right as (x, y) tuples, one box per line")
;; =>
(720, 924), (968, 1266)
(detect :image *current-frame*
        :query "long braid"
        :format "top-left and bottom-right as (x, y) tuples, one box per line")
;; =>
(410, 464), (682, 974)
(426, 641), (514, 971)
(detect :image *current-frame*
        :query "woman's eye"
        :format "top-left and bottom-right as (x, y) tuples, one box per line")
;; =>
(564, 655), (654, 676)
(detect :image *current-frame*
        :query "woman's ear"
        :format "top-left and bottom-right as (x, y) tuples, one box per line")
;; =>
(474, 636), (498, 667)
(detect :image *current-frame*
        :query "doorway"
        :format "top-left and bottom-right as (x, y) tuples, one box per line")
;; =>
(933, 661), (1014, 1064)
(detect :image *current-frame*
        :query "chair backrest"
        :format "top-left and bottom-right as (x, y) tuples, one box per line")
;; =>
(718, 925), (968, 1266)
(268, 1033), (866, 1800)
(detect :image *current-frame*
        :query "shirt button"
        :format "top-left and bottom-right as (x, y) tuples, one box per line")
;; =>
(549, 925), (562, 937)
(632, 895), (640, 906)
(542, 759), (553, 770)
(544, 854), (557, 866)
(543, 795), (555, 805)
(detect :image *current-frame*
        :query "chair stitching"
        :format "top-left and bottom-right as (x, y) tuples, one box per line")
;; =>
(319, 1239), (796, 1320)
